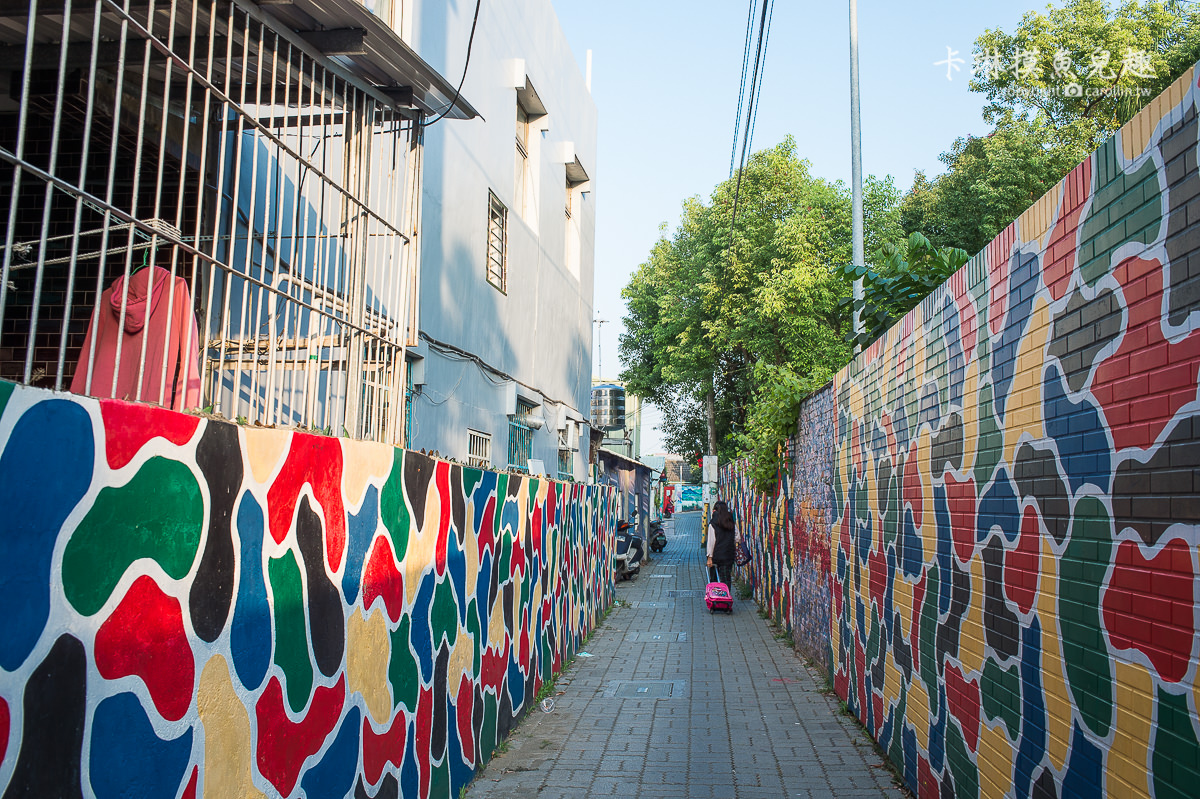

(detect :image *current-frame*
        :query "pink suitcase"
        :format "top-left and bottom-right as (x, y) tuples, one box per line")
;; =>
(705, 582), (733, 613)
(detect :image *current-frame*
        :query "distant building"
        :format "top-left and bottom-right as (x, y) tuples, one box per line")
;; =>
(591, 379), (641, 459)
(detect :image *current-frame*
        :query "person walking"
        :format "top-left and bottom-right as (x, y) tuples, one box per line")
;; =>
(706, 500), (737, 586)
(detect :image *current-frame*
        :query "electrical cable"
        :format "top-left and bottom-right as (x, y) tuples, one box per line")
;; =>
(728, 0), (758, 180)
(729, 0), (772, 238)
(422, 0), (482, 127)
(744, 0), (775, 161)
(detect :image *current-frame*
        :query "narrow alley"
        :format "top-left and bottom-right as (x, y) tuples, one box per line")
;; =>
(467, 511), (905, 799)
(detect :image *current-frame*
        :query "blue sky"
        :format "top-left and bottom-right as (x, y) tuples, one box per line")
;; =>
(552, 0), (1040, 452)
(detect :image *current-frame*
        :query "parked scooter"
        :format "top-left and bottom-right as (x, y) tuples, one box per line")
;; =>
(649, 519), (667, 553)
(613, 520), (645, 581)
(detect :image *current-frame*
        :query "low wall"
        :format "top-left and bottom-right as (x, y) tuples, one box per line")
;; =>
(724, 62), (1200, 798)
(0, 380), (615, 798)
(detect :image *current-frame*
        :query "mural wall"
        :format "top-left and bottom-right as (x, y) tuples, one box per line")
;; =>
(0, 381), (616, 798)
(727, 63), (1200, 798)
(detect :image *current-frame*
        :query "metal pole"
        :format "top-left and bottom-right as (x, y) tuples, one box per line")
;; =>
(849, 0), (864, 345)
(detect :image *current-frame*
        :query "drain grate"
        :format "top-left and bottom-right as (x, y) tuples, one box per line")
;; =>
(627, 632), (687, 643)
(629, 601), (674, 609)
(602, 680), (685, 699)
(667, 590), (702, 598)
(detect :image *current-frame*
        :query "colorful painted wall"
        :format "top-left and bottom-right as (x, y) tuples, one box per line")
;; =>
(727, 62), (1200, 798)
(0, 380), (616, 798)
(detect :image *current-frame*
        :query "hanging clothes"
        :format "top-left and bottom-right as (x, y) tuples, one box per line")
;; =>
(70, 266), (202, 410)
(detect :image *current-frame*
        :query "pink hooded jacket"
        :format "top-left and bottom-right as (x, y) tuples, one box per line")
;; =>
(70, 266), (202, 410)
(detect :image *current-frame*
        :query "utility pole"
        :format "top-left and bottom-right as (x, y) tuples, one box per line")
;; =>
(849, 0), (864, 347)
(594, 317), (607, 379)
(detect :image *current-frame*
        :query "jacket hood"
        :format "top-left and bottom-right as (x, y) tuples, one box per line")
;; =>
(108, 266), (170, 334)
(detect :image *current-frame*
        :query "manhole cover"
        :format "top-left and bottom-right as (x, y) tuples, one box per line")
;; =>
(627, 632), (687, 643)
(630, 601), (674, 609)
(667, 590), (702, 598)
(602, 680), (685, 699)
(650, 574), (673, 579)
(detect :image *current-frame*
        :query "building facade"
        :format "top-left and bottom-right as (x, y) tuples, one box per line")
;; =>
(403, 0), (598, 481)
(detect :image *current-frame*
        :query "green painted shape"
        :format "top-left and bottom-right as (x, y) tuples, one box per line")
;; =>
(866, 607), (881, 670)
(973, 383), (1002, 488)
(980, 658), (1021, 739)
(430, 758), (450, 799)
(920, 565), (940, 718)
(467, 598), (482, 674)
(946, 716), (979, 799)
(430, 577), (459, 649)
(0, 379), (13, 419)
(268, 550), (313, 713)
(481, 691), (499, 762)
(380, 451), (410, 559)
(1060, 496), (1113, 737)
(388, 615), (420, 714)
(1153, 687), (1200, 798)
(1079, 137), (1162, 285)
(889, 686), (908, 770)
(63, 456), (203, 616)
(462, 466), (484, 497)
(882, 461), (899, 548)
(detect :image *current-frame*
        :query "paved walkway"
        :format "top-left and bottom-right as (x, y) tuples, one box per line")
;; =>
(466, 511), (907, 798)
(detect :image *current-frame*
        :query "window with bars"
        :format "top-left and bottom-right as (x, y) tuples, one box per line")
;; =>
(487, 190), (507, 292)
(467, 429), (491, 469)
(557, 449), (572, 481)
(507, 399), (536, 471)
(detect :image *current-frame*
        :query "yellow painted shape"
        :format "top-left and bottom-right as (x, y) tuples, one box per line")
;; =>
(1017, 183), (1062, 249)
(908, 672), (931, 753)
(1110, 660), (1154, 798)
(977, 720), (1015, 799)
(893, 573), (915, 643)
(342, 440), (393, 510)
(197, 656), (264, 799)
(404, 474), (444, 605)
(1037, 532), (1071, 770)
(1004, 299), (1050, 462)
(958, 556), (987, 676)
(960, 358), (982, 476)
(1121, 66), (1193, 162)
(462, 518), (480, 603)
(883, 648), (906, 707)
(347, 606), (393, 726)
(244, 428), (292, 485)
(488, 587), (507, 650)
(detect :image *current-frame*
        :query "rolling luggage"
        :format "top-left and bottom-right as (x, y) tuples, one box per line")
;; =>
(705, 567), (733, 613)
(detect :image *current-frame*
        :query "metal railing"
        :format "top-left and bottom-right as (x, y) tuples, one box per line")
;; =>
(0, 0), (419, 444)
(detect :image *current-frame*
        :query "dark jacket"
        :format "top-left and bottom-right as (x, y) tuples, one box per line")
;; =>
(709, 507), (736, 563)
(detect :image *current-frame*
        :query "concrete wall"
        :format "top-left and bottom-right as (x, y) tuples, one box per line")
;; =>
(723, 62), (1200, 798)
(406, 0), (598, 475)
(0, 380), (616, 798)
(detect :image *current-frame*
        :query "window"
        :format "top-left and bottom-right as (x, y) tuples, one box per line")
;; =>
(467, 430), (492, 469)
(487, 190), (507, 292)
(564, 177), (580, 278)
(403, 365), (414, 447)
(507, 399), (536, 471)
(557, 449), (573, 481)
(515, 105), (530, 218)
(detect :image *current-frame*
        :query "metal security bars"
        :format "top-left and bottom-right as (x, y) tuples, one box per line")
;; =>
(507, 398), (535, 471)
(0, 0), (421, 444)
(467, 428), (490, 468)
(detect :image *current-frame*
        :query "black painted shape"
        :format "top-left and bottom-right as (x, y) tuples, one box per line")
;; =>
(404, 451), (434, 530)
(296, 496), (345, 677)
(502, 581), (514, 637)
(936, 558), (972, 668)
(506, 474), (523, 501)
(871, 626), (887, 693)
(497, 688), (516, 742)
(1013, 443), (1071, 544)
(473, 684), (486, 760)
(1112, 415), (1200, 546)
(891, 610), (913, 681)
(876, 459), (895, 531)
(981, 537), (1020, 662)
(5, 635), (87, 798)
(431, 645), (449, 761)
(941, 771), (957, 799)
(869, 420), (890, 464)
(355, 774), (399, 799)
(930, 412), (964, 477)
(918, 380), (942, 433)
(1162, 102), (1199, 326)
(189, 421), (241, 642)
(450, 466), (466, 546)
(488, 548), (500, 609)
(1031, 767), (1059, 799)
(1047, 287), (1122, 394)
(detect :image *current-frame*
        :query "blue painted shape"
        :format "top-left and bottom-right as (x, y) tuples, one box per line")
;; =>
(342, 485), (380, 604)
(507, 654), (525, 711)
(446, 525), (468, 627)
(884, 546), (896, 646)
(89, 692), (193, 799)
(446, 707), (475, 795)
(864, 671), (874, 732)
(230, 492), (272, 691)
(978, 467), (1020, 543)
(1043, 364), (1111, 494)
(470, 470), (498, 532)
(400, 721), (420, 799)
(1062, 720), (1104, 798)
(929, 682), (947, 774)
(411, 573), (436, 678)
(941, 295), (966, 409)
(0, 399), (93, 671)
(934, 486), (953, 615)
(902, 722), (918, 791)
(993, 250), (1041, 420)
(475, 550), (493, 636)
(900, 507), (924, 578)
(1014, 618), (1048, 799)
(301, 706), (361, 799)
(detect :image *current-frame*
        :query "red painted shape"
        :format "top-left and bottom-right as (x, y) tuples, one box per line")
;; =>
(1103, 537), (1196, 683)
(435, 462), (451, 574)
(1092, 257), (1200, 451)
(255, 675), (346, 797)
(854, 635), (867, 719)
(94, 575), (194, 722)
(0, 696), (9, 766)
(867, 540), (887, 617)
(1044, 159), (1093, 301)
(987, 225), (1017, 337)
(266, 433), (347, 570)
(362, 711), (407, 786)
(954, 287), (979, 363)
(455, 676), (476, 765)
(415, 686), (433, 799)
(834, 669), (849, 702)
(872, 692), (884, 738)
(902, 449), (923, 528)
(1004, 508), (1041, 615)
(181, 767), (198, 799)
(544, 484), (557, 532)
(910, 572), (927, 674)
(362, 535), (405, 623)
(478, 494), (496, 559)
(481, 646), (507, 693)
(531, 501), (542, 563)
(944, 664), (981, 753)
(100, 399), (200, 470)
(918, 754), (938, 799)
(944, 474), (977, 563)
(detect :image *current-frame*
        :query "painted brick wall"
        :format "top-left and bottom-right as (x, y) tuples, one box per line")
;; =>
(725, 62), (1200, 798)
(0, 380), (616, 798)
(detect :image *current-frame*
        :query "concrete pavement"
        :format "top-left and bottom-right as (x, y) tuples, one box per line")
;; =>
(465, 511), (908, 798)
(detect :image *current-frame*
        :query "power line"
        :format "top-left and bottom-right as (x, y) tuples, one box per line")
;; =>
(422, 0), (482, 127)
(728, 0), (757, 180)
(728, 0), (774, 239)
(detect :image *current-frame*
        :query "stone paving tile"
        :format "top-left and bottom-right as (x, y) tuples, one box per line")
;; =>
(465, 511), (908, 798)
